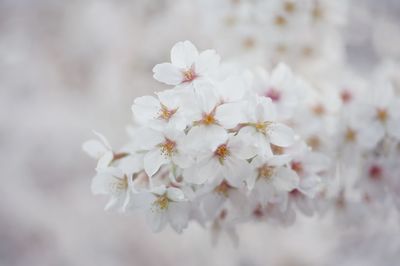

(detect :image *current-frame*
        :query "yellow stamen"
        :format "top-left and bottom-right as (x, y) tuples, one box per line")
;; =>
(312, 104), (325, 116)
(376, 108), (388, 123)
(215, 181), (231, 197)
(307, 136), (321, 150)
(284, 1), (296, 13)
(111, 175), (128, 192)
(312, 5), (323, 20)
(154, 195), (169, 210)
(182, 68), (196, 82)
(271, 144), (285, 155)
(159, 104), (177, 121)
(202, 113), (216, 125)
(253, 122), (271, 134)
(258, 165), (275, 179)
(345, 128), (357, 142)
(274, 15), (287, 27)
(215, 144), (230, 164)
(243, 37), (256, 49)
(160, 139), (176, 157)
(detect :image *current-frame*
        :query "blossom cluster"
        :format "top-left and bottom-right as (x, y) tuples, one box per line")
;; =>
(83, 41), (331, 235)
(195, 0), (347, 74)
(249, 62), (400, 225)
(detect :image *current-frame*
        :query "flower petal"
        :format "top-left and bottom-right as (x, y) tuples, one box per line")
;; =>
(273, 167), (299, 192)
(171, 40), (198, 69)
(131, 96), (160, 124)
(195, 49), (220, 75)
(153, 63), (183, 85)
(268, 123), (295, 147)
(215, 102), (245, 129)
(166, 187), (185, 201)
(144, 149), (168, 177)
(146, 209), (167, 233)
(167, 202), (190, 233)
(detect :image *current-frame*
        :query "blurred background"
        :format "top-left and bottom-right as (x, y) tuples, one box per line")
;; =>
(1, 0), (400, 265)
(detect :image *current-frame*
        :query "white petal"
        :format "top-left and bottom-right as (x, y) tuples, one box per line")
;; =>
(131, 96), (160, 124)
(246, 170), (258, 190)
(194, 49), (220, 75)
(91, 174), (110, 195)
(146, 209), (167, 233)
(358, 122), (384, 149)
(271, 63), (293, 84)
(166, 187), (185, 201)
(96, 151), (114, 170)
(184, 158), (219, 184)
(134, 127), (164, 150)
(267, 154), (292, 166)
(93, 131), (112, 149)
(215, 102), (245, 129)
(167, 202), (190, 233)
(217, 76), (245, 102)
(156, 89), (180, 109)
(228, 133), (257, 160)
(202, 193), (225, 218)
(152, 63), (183, 85)
(82, 139), (108, 159)
(104, 195), (124, 211)
(268, 123), (295, 147)
(91, 167), (124, 195)
(302, 152), (330, 173)
(127, 192), (156, 211)
(144, 149), (168, 177)
(170, 40), (198, 68)
(298, 175), (321, 198)
(117, 155), (143, 176)
(295, 197), (314, 217)
(273, 167), (299, 192)
(223, 157), (251, 187)
(194, 83), (220, 113)
(187, 125), (227, 151)
(387, 117), (400, 139)
(172, 153), (193, 169)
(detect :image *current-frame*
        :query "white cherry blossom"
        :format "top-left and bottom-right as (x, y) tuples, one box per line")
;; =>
(153, 40), (220, 89)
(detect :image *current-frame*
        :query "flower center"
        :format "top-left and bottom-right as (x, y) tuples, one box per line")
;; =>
(289, 189), (302, 197)
(182, 68), (196, 82)
(302, 46), (313, 57)
(242, 37), (256, 49)
(154, 195), (169, 210)
(214, 181), (231, 197)
(111, 175), (128, 192)
(274, 15), (287, 27)
(159, 104), (177, 121)
(276, 43), (287, 54)
(284, 1), (296, 13)
(253, 204), (264, 218)
(345, 128), (357, 142)
(258, 165), (275, 179)
(312, 5), (323, 20)
(376, 108), (388, 123)
(201, 113), (216, 125)
(307, 135), (321, 150)
(251, 121), (271, 134)
(369, 165), (383, 181)
(266, 88), (281, 102)
(291, 161), (303, 175)
(215, 144), (230, 164)
(340, 90), (352, 103)
(312, 104), (325, 116)
(271, 144), (285, 155)
(160, 139), (176, 157)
